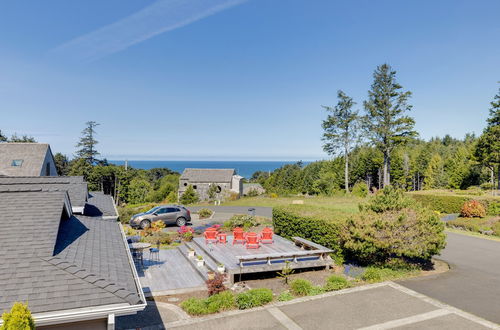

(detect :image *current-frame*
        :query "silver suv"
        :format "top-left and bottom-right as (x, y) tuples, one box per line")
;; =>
(130, 205), (191, 229)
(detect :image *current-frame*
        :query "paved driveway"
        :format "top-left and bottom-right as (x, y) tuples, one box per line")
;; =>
(166, 282), (498, 329)
(400, 232), (500, 324)
(188, 206), (273, 218)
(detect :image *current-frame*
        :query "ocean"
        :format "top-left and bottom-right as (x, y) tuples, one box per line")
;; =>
(108, 160), (309, 178)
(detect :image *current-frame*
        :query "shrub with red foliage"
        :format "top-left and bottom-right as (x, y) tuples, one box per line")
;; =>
(460, 200), (486, 218)
(206, 272), (226, 296)
(177, 225), (194, 234)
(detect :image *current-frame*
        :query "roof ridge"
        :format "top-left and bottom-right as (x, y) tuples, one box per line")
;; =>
(43, 256), (142, 305)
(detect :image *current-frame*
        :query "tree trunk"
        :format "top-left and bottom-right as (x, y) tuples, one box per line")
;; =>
(497, 165), (500, 195)
(344, 148), (349, 194)
(383, 151), (391, 187)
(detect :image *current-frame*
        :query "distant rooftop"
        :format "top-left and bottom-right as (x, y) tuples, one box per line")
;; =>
(180, 168), (236, 182)
(0, 143), (57, 176)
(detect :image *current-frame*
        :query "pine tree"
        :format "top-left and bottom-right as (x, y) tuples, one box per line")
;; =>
(322, 90), (360, 193)
(54, 153), (70, 176)
(474, 87), (500, 191)
(75, 121), (100, 164)
(424, 154), (445, 189)
(0, 130), (7, 142)
(180, 185), (199, 205)
(363, 64), (417, 187)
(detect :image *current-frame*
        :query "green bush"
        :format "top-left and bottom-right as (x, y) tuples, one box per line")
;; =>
(224, 214), (258, 230)
(342, 207), (446, 264)
(361, 267), (406, 282)
(272, 207), (345, 263)
(351, 182), (368, 198)
(1, 302), (35, 330)
(235, 288), (273, 309)
(198, 208), (214, 219)
(324, 275), (349, 291)
(205, 291), (236, 313)
(309, 286), (326, 296)
(277, 290), (294, 302)
(409, 193), (499, 216)
(290, 278), (313, 296)
(142, 231), (173, 245)
(492, 222), (500, 236)
(180, 291), (236, 315)
(180, 298), (211, 315)
(408, 194), (467, 214)
(360, 187), (413, 213)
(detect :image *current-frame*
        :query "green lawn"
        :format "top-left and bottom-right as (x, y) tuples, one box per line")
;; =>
(221, 195), (365, 215)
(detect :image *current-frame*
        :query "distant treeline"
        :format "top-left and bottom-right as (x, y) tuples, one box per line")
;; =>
(250, 134), (494, 195)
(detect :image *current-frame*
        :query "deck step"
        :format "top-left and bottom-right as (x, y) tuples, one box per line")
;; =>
(177, 244), (212, 281)
(190, 239), (226, 269)
(185, 241), (218, 272)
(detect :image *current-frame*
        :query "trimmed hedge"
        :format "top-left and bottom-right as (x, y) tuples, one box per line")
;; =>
(409, 194), (499, 216)
(272, 206), (345, 262)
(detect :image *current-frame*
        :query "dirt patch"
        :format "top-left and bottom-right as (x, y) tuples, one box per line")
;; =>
(154, 290), (208, 307)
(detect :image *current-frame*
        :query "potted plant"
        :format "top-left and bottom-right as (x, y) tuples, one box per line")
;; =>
(207, 271), (215, 280)
(183, 231), (193, 242)
(187, 248), (195, 258)
(196, 255), (204, 267)
(217, 263), (225, 273)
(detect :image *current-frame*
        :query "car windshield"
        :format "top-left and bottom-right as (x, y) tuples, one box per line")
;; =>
(145, 207), (161, 214)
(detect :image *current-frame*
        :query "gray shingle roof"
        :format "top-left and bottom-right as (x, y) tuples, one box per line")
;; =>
(85, 191), (118, 217)
(0, 177), (88, 209)
(0, 143), (54, 176)
(0, 190), (142, 315)
(180, 168), (235, 182)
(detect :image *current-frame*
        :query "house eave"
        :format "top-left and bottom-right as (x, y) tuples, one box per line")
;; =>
(28, 302), (147, 327)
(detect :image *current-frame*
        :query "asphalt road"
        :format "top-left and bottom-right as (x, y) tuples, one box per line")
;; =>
(188, 206), (273, 218)
(400, 232), (500, 324)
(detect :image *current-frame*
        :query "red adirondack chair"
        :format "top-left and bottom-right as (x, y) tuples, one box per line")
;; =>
(204, 228), (218, 244)
(259, 227), (274, 244)
(245, 232), (260, 249)
(232, 227), (246, 245)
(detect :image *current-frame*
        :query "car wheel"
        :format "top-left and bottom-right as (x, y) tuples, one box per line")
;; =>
(140, 220), (151, 230)
(176, 217), (186, 227)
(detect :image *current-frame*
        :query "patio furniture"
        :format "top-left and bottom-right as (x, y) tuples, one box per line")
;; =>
(245, 232), (260, 249)
(232, 228), (246, 245)
(127, 235), (141, 243)
(129, 242), (151, 267)
(259, 228), (274, 244)
(218, 232), (227, 244)
(204, 228), (218, 244)
(149, 241), (160, 262)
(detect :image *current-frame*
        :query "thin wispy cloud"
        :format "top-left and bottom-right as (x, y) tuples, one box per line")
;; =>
(49, 0), (247, 62)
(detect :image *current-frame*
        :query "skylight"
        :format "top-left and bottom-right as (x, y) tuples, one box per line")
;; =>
(11, 160), (23, 166)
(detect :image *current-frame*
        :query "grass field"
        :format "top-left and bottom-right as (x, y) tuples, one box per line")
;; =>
(221, 195), (366, 214)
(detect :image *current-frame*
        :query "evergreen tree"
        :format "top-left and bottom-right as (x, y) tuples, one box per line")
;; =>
(474, 87), (500, 190)
(75, 121), (100, 164)
(180, 185), (199, 205)
(8, 134), (36, 142)
(362, 64), (417, 187)
(322, 90), (360, 193)
(0, 130), (7, 142)
(53, 153), (70, 176)
(424, 154), (445, 189)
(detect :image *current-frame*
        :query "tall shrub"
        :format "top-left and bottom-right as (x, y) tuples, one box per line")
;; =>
(180, 185), (199, 205)
(1, 302), (35, 330)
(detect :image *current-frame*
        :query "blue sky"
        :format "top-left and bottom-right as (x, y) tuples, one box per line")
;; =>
(1, 0), (499, 160)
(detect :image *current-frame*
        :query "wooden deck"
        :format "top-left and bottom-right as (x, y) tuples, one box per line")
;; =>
(192, 235), (334, 282)
(136, 249), (205, 296)
(134, 235), (334, 295)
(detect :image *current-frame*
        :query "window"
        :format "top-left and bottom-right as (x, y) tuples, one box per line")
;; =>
(45, 163), (50, 176)
(184, 183), (187, 187)
(166, 207), (179, 213)
(11, 160), (23, 167)
(193, 185), (197, 189)
(156, 208), (167, 214)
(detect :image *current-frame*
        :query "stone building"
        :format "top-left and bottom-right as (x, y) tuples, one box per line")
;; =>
(178, 168), (243, 201)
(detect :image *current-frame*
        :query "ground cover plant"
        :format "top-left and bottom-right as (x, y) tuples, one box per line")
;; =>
(198, 208), (213, 219)
(235, 288), (274, 310)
